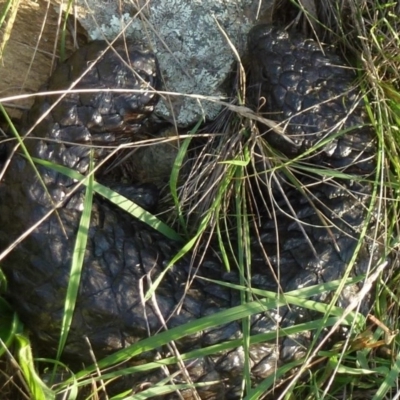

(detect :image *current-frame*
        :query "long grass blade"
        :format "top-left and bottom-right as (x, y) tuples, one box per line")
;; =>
(15, 334), (55, 400)
(56, 151), (94, 360)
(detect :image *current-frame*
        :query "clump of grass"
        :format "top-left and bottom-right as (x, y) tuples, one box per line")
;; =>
(267, 1), (400, 399)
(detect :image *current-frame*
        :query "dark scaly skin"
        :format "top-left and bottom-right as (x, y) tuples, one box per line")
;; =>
(0, 26), (382, 398)
(248, 24), (375, 168)
(0, 40), (251, 398)
(246, 26), (382, 372)
(247, 24), (379, 315)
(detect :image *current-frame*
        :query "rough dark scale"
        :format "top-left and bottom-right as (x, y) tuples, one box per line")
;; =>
(0, 26), (381, 398)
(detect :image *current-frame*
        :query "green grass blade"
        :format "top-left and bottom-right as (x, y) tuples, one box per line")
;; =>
(59, 0), (74, 62)
(0, 0), (12, 28)
(0, 105), (66, 232)
(31, 156), (183, 242)
(111, 381), (221, 400)
(233, 146), (252, 395)
(15, 334), (55, 400)
(61, 316), (346, 391)
(372, 351), (400, 400)
(0, 297), (23, 357)
(56, 151), (94, 360)
(244, 359), (304, 400)
(198, 276), (366, 326)
(169, 119), (202, 235)
(66, 287), (360, 385)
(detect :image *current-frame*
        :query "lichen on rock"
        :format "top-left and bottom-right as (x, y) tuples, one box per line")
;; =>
(75, 0), (263, 127)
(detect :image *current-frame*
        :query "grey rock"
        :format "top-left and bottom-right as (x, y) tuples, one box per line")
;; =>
(71, 0), (274, 126)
